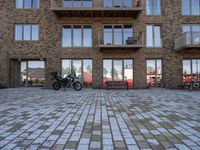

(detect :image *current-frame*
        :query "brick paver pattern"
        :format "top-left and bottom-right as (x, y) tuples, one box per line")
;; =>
(0, 88), (200, 150)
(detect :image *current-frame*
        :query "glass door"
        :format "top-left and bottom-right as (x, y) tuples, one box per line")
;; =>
(146, 59), (162, 87)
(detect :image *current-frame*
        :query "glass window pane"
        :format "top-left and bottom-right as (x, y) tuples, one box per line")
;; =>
(73, 0), (81, 7)
(147, 60), (156, 86)
(32, 0), (40, 8)
(124, 59), (133, 87)
(73, 26), (82, 47)
(24, 0), (31, 8)
(104, 26), (112, 45)
(16, 0), (23, 8)
(154, 26), (161, 47)
(83, 26), (92, 47)
(192, 25), (200, 44)
(113, 60), (123, 81)
(182, 0), (190, 15)
(191, 0), (200, 15)
(124, 0), (132, 7)
(15, 25), (23, 40)
(31, 25), (39, 40)
(20, 61), (27, 86)
(64, 0), (72, 7)
(28, 61), (45, 86)
(83, 59), (93, 87)
(124, 25), (133, 45)
(154, 0), (161, 15)
(182, 25), (191, 33)
(72, 60), (82, 78)
(23, 25), (31, 40)
(104, 0), (112, 7)
(83, 0), (92, 7)
(62, 60), (71, 77)
(146, 0), (153, 15)
(183, 60), (192, 83)
(103, 60), (112, 86)
(114, 25), (122, 45)
(156, 59), (162, 86)
(146, 25), (153, 47)
(114, 0), (122, 7)
(63, 26), (72, 47)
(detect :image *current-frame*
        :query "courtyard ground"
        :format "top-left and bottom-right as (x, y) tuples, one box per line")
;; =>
(0, 88), (200, 150)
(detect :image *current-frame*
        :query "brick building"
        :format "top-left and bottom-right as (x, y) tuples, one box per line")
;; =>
(0, 0), (200, 89)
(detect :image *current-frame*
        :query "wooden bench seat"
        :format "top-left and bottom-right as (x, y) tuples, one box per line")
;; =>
(106, 81), (128, 90)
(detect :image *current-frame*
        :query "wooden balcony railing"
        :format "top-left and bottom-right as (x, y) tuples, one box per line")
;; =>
(51, 0), (143, 18)
(98, 31), (144, 51)
(175, 32), (200, 51)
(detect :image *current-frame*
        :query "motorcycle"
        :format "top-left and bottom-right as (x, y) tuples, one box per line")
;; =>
(51, 70), (82, 91)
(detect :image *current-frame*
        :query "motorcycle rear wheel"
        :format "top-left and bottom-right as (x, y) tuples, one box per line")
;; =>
(73, 81), (82, 91)
(53, 82), (61, 90)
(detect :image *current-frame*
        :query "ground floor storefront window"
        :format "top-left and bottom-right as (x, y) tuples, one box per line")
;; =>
(62, 59), (93, 87)
(146, 59), (162, 87)
(20, 60), (45, 87)
(103, 59), (134, 88)
(183, 59), (200, 83)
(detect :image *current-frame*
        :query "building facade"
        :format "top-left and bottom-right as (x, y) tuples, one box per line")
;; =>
(0, 0), (200, 89)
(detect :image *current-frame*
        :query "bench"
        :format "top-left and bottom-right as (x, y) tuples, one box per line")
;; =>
(106, 81), (128, 90)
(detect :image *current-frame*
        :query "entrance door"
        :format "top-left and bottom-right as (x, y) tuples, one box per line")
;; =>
(20, 61), (45, 87)
(146, 59), (162, 87)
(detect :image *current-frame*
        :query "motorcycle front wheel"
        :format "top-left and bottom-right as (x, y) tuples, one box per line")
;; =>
(73, 81), (82, 91)
(53, 82), (61, 90)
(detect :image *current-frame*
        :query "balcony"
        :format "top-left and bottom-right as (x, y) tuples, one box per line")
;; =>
(175, 32), (200, 51)
(98, 32), (144, 51)
(51, 0), (143, 18)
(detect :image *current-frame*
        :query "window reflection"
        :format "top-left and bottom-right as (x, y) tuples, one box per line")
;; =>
(183, 59), (200, 83)
(182, 0), (200, 15)
(62, 59), (93, 87)
(103, 59), (134, 88)
(104, 26), (112, 45)
(20, 61), (45, 87)
(146, 59), (162, 87)
(62, 25), (92, 47)
(64, 0), (92, 7)
(146, 0), (161, 15)
(146, 25), (162, 47)
(114, 26), (122, 45)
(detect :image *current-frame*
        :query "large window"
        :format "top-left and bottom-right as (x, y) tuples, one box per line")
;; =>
(15, 24), (39, 41)
(103, 25), (133, 45)
(103, 59), (134, 87)
(146, 0), (161, 15)
(182, 0), (200, 15)
(62, 59), (93, 87)
(146, 25), (162, 47)
(104, 0), (132, 8)
(64, 0), (93, 7)
(183, 59), (200, 83)
(16, 0), (40, 9)
(146, 59), (162, 87)
(182, 24), (200, 45)
(62, 25), (92, 47)
(20, 60), (45, 87)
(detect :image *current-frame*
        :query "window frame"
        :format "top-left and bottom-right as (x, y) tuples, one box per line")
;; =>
(62, 25), (93, 48)
(14, 24), (39, 41)
(182, 0), (200, 16)
(63, 0), (93, 8)
(146, 24), (162, 48)
(103, 24), (134, 45)
(102, 58), (134, 88)
(146, 0), (162, 16)
(103, 0), (133, 8)
(16, 0), (40, 9)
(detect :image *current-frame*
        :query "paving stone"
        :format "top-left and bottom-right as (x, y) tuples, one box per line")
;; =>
(0, 88), (200, 150)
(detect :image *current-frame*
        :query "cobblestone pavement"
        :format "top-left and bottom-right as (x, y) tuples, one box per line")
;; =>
(0, 88), (200, 150)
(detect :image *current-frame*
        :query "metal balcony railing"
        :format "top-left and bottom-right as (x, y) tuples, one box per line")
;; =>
(175, 32), (200, 50)
(51, 0), (143, 18)
(98, 31), (144, 50)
